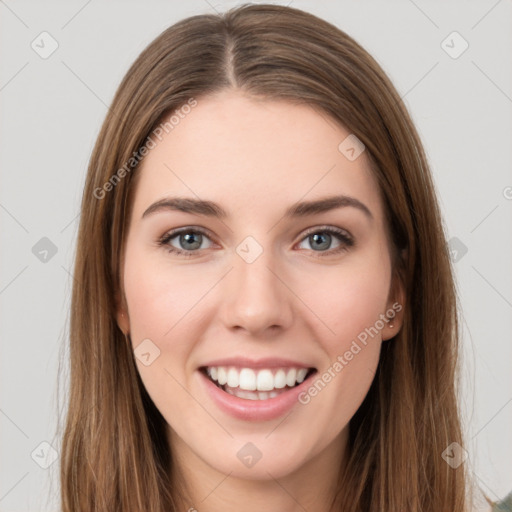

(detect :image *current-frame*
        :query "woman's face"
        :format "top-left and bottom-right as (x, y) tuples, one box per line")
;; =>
(117, 89), (404, 482)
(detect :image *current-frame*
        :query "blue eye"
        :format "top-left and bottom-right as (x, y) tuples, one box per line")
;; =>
(297, 227), (354, 255)
(158, 226), (354, 258)
(159, 228), (213, 257)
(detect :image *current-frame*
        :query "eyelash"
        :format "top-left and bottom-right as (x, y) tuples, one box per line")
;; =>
(157, 225), (354, 258)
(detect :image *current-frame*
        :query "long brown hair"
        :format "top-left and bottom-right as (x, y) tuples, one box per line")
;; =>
(59, 4), (475, 510)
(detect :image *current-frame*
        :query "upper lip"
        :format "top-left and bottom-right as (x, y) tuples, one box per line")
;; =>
(199, 357), (316, 370)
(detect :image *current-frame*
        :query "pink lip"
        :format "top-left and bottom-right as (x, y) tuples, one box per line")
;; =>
(199, 357), (314, 370)
(197, 368), (316, 422)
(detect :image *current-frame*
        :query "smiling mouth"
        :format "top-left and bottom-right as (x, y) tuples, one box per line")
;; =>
(200, 366), (317, 400)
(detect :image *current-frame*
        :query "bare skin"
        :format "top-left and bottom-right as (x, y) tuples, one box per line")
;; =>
(117, 88), (405, 511)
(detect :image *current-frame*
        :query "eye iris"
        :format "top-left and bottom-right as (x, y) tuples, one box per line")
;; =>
(310, 232), (331, 251)
(180, 232), (202, 250)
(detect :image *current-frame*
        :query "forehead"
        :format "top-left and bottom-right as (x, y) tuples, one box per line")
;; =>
(131, 89), (384, 222)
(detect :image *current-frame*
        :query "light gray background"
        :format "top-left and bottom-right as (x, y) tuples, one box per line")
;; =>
(1, 1), (511, 510)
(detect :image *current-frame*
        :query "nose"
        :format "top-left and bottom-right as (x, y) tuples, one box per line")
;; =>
(219, 247), (294, 337)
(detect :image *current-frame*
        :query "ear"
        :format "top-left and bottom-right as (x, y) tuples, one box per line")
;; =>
(115, 291), (130, 335)
(382, 252), (406, 341)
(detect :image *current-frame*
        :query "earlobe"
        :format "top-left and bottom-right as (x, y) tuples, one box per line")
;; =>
(115, 292), (130, 335)
(383, 271), (406, 341)
(117, 310), (130, 335)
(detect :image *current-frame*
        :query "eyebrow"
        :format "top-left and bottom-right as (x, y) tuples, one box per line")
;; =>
(142, 195), (373, 221)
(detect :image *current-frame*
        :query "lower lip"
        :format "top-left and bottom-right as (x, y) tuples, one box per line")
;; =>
(198, 370), (315, 421)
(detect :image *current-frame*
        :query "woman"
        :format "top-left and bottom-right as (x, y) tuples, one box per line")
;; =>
(59, 4), (497, 511)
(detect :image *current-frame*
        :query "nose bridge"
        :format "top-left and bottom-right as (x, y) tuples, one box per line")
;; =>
(221, 239), (293, 334)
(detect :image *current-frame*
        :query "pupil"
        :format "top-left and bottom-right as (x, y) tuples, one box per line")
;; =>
(181, 232), (201, 250)
(311, 232), (331, 250)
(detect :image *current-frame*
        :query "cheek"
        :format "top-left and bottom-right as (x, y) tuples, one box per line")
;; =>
(122, 251), (207, 423)
(296, 263), (387, 441)
(292, 247), (390, 437)
(123, 248), (209, 346)
(300, 251), (391, 353)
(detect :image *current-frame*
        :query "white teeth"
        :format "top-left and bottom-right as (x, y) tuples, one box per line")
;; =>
(285, 368), (297, 387)
(274, 369), (287, 389)
(225, 387), (283, 400)
(227, 368), (239, 388)
(217, 367), (227, 385)
(239, 368), (256, 390)
(296, 368), (308, 383)
(237, 390), (259, 400)
(256, 369), (274, 391)
(205, 365), (312, 392)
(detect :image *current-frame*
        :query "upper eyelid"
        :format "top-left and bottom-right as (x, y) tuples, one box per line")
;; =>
(299, 225), (352, 238)
(161, 225), (215, 240)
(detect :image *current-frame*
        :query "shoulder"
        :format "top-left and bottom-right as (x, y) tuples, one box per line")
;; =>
(491, 491), (512, 512)
(470, 486), (512, 512)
